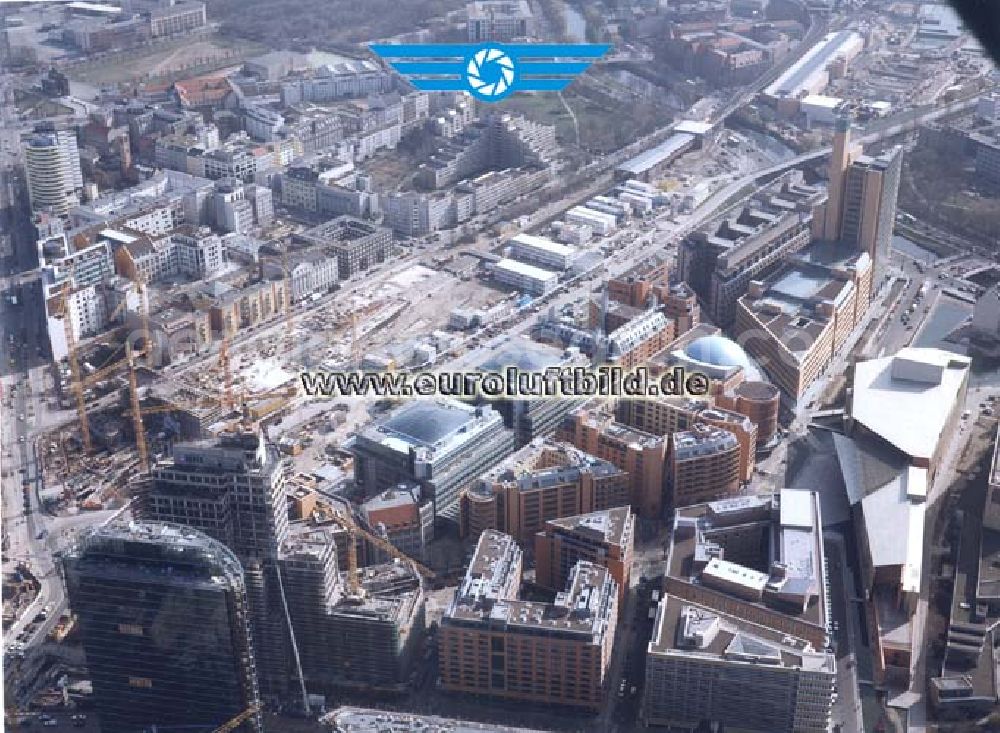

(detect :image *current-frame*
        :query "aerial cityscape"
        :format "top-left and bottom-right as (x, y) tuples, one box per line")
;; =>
(1, 0), (999, 730)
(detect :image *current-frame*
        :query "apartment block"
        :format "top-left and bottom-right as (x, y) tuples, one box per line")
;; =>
(669, 424), (743, 508)
(616, 397), (756, 484)
(439, 530), (618, 711)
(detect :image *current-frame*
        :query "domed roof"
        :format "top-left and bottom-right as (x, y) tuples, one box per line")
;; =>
(684, 335), (752, 371)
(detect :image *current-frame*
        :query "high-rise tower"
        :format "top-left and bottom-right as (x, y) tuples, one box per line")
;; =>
(62, 522), (263, 733)
(822, 116), (860, 241)
(141, 429), (294, 699)
(23, 124), (83, 217)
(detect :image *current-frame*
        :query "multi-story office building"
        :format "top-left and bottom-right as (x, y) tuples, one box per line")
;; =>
(467, 0), (535, 41)
(643, 490), (835, 732)
(62, 522), (263, 733)
(507, 234), (578, 271)
(460, 439), (631, 543)
(733, 244), (873, 400)
(352, 399), (516, 523)
(535, 506), (635, 605)
(491, 258), (560, 296)
(839, 146), (902, 278)
(24, 126), (83, 216)
(295, 216), (393, 278)
(557, 405), (668, 519)
(472, 335), (586, 447)
(439, 530), (618, 710)
(678, 171), (825, 327)
(148, 1), (206, 36)
(615, 396), (756, 485)
(362, 483), (435, 561)
(669, 423), (743, 508)
(141, 429), (292, 698)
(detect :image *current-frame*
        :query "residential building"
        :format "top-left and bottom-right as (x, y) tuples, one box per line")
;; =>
(62, 522), (263, 733)
(556, 405), (669, 519)
(615, 395), (756, 483)
(439, 530), (618, 710)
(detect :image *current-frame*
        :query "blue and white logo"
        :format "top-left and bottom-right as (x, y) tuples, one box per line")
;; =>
(369, 43), (611, 103)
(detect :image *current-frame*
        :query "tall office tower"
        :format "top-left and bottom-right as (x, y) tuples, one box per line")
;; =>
(821, 116), (859, 241)
(840, 146), (903, 278)
(62, 522), (263, 733)
(23, 125), (83, 217)
(142, 429), (293, 698)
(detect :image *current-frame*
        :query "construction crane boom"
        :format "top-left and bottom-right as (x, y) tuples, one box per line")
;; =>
(125, 342), (149, 473)
(209, 702), (261, 733)
(61, 282), (92, 454)
(331, 508), (436, 596)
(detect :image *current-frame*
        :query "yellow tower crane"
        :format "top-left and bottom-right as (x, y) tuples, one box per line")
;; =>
(330, 507), (436, 596)
(61, 281), (92, 454)
(210, 702), (262, 733)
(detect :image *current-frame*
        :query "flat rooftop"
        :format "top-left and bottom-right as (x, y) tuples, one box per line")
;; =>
(668, 490), (827, 629)
(850, 347), (971, 461)
(326, 706), (548, 732)
(545, 506), (634, 549)
(361, 399), (502, 453)
(648, 594), (835, 674)
(446, 531), (615, 638)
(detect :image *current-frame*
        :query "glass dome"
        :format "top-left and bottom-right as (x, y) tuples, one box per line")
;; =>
(684, 335), (752, 370)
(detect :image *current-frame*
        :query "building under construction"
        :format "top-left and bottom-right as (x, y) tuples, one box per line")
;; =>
(61, 522), (263, 733)
(138, 428), (294, 700)
(281, 523), (427, 693)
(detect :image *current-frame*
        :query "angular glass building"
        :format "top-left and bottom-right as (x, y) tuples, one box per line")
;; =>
(62, 522), (263, 733)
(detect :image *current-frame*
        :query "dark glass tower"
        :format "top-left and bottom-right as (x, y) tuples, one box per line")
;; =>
(62, 522), (263, 733)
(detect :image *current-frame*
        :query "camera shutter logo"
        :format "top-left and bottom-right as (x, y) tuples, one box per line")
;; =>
(369, 43), (611, 102)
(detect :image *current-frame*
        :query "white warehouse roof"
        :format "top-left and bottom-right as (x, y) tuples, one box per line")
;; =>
(492, 258), (559, 282)
(510, 233), (577, 258)
(801, 94), (843, 109)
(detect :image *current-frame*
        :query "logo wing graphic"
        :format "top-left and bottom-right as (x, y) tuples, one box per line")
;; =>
(369, 43), (611, 100)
